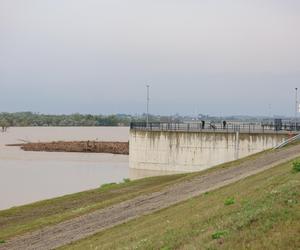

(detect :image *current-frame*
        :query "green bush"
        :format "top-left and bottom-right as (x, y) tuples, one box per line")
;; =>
(123, 178), (131, 183)
(0, 240), (5, 244)
(292, 161), (300, 172)
(212, 230), (228, 239)
(224, 197), (235, 206)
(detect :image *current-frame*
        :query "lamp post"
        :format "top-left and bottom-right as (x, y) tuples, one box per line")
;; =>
(146, 84), (150, 127)
(295, 88), (298, 131)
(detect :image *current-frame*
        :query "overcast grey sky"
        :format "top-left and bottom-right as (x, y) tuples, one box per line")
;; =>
(1, 0), (300, 116)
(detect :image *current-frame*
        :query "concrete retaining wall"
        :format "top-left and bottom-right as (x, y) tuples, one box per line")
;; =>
(129, 130), (288, 172)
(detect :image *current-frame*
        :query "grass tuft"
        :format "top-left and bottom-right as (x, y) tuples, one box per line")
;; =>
(0, 240), (5, 244)
(292, 161), (300, 172)
(160, 247), (171, 250)
(224, 197), (235, 206)
(211, 230), (228, 240)
(123, 178), (131, 183)
(99, 183), (117, 190)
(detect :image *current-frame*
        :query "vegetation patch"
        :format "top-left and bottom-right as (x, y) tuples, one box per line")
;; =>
(292, 161), (300, 172)
(0, 240), (5, 244)
(123, 178), (131, 183)
(99, 183), (118, 190)
(0, 112), (134, 127)
(224, 197), (235, 206)
(59, 158), (300, 250)
(212, 230), (228, 240)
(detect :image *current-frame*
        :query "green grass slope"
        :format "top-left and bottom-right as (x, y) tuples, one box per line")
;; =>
(0, 175), (188, 240)
(61, 159), (300, 250)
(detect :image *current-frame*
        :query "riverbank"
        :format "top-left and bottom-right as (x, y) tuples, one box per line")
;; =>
(7, 141), (129, 155)
(1, 144), (300, 249)
(61, 155), (300, 250)
(0, 151), (265, 241)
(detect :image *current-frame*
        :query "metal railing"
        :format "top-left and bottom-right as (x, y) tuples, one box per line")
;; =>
(130, 122), (297, 134)
(261, 121), (300, 132)
(273, 133), (300, 149)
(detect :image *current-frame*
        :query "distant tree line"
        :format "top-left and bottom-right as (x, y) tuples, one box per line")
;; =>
(0, 112), (191, 128)
(0, 112), (272, 129)
(0, 117), (9, 131)
(0, 112), (148, 127)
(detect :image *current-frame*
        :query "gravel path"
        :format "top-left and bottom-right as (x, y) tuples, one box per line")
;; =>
(1, 145), (300, 250)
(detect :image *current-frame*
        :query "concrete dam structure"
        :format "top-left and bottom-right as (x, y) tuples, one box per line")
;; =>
(129, 123), (292, 172)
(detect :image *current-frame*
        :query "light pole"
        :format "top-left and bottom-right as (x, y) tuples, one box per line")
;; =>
(295, 87), (298, 131)
(146, 84), (150, 126)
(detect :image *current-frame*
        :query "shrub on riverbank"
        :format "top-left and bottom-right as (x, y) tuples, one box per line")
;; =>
(292, 161), (300, 172)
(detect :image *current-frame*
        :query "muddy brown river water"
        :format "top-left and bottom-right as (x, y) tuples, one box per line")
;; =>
(0, 127), (129, 210)
(0, 127), (180, 210)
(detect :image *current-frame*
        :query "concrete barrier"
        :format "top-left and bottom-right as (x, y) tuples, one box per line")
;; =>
(129, 130), (288, 172)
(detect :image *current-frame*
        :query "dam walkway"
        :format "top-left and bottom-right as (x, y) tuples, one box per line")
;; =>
(130, 122), (298, 135)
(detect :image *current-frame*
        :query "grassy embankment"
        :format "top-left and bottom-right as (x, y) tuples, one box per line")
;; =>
(0, 150), (270, 241)
(61, 158), (300, 250)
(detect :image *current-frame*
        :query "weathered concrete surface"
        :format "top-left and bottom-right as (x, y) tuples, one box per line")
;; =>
(129, 130), (289, 171)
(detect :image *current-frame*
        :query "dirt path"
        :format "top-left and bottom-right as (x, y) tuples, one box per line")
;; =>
(2, 145), (300, 250)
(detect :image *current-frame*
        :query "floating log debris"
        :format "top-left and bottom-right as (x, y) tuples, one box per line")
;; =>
(7, 141), (129, 155)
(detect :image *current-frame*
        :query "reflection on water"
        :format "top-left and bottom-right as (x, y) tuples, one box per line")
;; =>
(0, 127), (184, 210)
